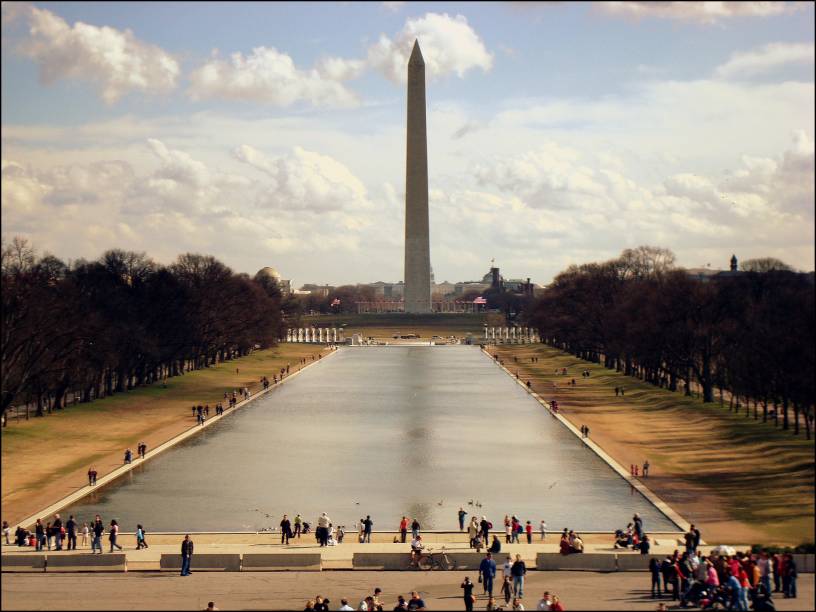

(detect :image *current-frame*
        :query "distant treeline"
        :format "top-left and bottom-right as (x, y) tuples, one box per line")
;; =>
(1, 238), (283, 421)
(525, 247), (815, 439)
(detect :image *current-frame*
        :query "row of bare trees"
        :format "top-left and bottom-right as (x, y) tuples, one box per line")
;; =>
(1, 238), (283, 423)
(525, 247), (815, 439)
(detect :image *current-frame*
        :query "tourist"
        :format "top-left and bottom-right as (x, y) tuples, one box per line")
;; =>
(540, 520), (547, 540)
(205, 603), (218, 611)
(684, 526), (696, 553)
(34, 519), (45, 551)
(136, 524), (148, 549)
(559, 532), (571, 555)
(124, 448), (132, 464)
(80, 522), (89, 547)
(479, 552), (497, 596)
(501, 576), (513, 605)
(338, 599), (354, 611)
(409, 535), (424, 566)
(643, 460), (650, 477)
(52, 513), (63, 550)
(537, 591), (552, 611)
(280, 514), (291, 545)
(758, 550), (772, 593)
(725, 567), (743, 610)
(294, 514), (302, 538)
(640, 534), (651, 555)
(406, 591), (426, 611)
(525, 521), (533, 544)
(468, 518), (479, 549)
(461, 576), (476, 612)
(504, 515), (512, 543)
(480, 516), (491, 543)
(771, 553), (781, 592)
(399, 516), (408, 543)
(180, 534), (194, 576)
(314, 595), (329, 612)
(139, 442), (147, 459)
(317, 513), (331, 546)
(549, 595), (565, 612)
(411, 517), (420, 539)
(512, 597), (525, 611)
(784, 553), (797, 598)
(109, 519), (123, 552)
(633, 513), (643, 541)
(88, 467), (95, 486)
(489, 535), (502, 554)
(363, 515), (373, 543)
(649, 558), (662, 598)
(65, 514), (77, 550)
(304, 600), (315, 612)
(458, 507), (468, 531)
(502, 555), (513, 581)
(92, 515), (104, 553)
(512, 553), (527, 597)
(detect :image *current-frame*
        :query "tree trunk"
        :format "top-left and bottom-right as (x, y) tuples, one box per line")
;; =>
(793, 402), (800, 435)
(762, 398), (768, 423)
(782, 396), (789, 430)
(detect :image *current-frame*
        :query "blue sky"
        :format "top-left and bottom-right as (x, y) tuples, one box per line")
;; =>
(2, 1), (814, 286)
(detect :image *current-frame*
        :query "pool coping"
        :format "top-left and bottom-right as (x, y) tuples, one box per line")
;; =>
(12, 348), (339, 530)
(481, 347), (690, 533)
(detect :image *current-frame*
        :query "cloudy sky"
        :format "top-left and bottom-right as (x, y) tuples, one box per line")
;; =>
(2, 1), (814, 286)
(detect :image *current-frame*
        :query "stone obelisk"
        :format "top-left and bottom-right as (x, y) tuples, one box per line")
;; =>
(404, 39), (432, 313)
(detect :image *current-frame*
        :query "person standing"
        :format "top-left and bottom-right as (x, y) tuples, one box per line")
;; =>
(399, 516), (408, 543)
(784, 553), (797, 598)
(757, 550), (772, 594)
(649, 557), (662, 598)
(458, 508), (468, 532)
(468, 518), (479, 549)
(92, 515), (104, 554)
(108, 520), (122, 552)
(633, 513), (643, 541)
(461, 577), (475, 612)
(317, 513), (330, 547)
(65, 515), (77, 550)
(539, 520), (547, 541)
(80, 522), (89, 548)
(52, 514), (63, 550)
(180, 534), (194, 576)
(294, 514), (302, 539)
(480, 516), (490, 544)
(363, 515), (373, 543)
(511, 554), (527, 598)
(34, 519), (45, 551)
(411, 518), (420, 540)
(87, 467), (95, 486)
(525, 521), (533, 544)
(643, 460), (650, 477)
(479, 552), (497, 597)
(280, 515), (291, 545)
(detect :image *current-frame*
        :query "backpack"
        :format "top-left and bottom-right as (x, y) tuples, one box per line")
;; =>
(487, 522), (493, 529)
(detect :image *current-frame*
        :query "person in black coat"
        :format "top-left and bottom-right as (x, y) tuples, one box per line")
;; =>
(180, 534), (194, 576)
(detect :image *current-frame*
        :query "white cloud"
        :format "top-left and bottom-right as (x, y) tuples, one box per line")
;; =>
(366, 12), (493, 82)
(594, 2), (803, 24)
(714, 42), (815, 79)
(18, 6), (179, 103)
(188, 47), (359, 107)
(381, 2), (405, 12)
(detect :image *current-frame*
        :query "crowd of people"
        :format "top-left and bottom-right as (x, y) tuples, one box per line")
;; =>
(8, 512), (132, 554)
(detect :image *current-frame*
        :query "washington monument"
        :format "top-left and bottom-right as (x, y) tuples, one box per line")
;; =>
(404, 39), (432, 313)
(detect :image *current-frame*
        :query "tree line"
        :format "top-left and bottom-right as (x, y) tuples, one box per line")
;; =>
(525, 246), (815, 439)
(1, 238), (283, 423)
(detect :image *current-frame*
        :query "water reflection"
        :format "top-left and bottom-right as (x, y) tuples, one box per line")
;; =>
(62, 347), (678, 532)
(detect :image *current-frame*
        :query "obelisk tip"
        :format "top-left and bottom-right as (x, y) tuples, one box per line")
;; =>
(408, 39), (424, 67)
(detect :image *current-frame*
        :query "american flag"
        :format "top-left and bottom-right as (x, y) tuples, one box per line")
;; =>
(473, 297), (487, 304)
(331, 298), (341, 306)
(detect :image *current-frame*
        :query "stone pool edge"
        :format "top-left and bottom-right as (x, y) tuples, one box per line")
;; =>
(481, 347), (690, 534)
(13, 348), (340, 530)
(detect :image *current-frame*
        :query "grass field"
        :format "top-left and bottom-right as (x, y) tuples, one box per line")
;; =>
(1, 344), (327, 525)
(302, 312), (490, 340)
(492, 343), (815, 546)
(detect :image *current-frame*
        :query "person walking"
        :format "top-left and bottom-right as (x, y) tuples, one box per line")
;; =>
(108, 519), (122, 552)
(468, 518), (479, 549)
(479, 552), (497, 597)
(294, 514), (302, 539)
(511, 553), (527, 598)
(363, 515), (373, 543)
(461, 576), (475, 612)
(180, 534), (194, 576)
(87, 467), (95, 486)
(136, 524), (148, 549)
(280, 515), (291, 545)
(458, 508), (468, 532)
(92, 515), (104, 554)
(501, 576), (513, 606)
(480, 516), (490, 543)
(65, 515), (77, 550)
(399, 516), (408, 543)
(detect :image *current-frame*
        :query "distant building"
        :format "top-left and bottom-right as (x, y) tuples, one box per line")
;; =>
(299, 284), (334, 297)
(684, 254), (744, 283)
(257, 267), (291, 295)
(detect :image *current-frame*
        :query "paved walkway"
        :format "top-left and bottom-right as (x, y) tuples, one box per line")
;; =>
(2, 571), (812, 610)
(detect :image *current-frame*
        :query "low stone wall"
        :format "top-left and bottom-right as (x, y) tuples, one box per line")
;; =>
(46, 554), (127, 572)
(1, 554), (46, 572)
(242, 553), (321, 571)
(352, 553), (411, 570)
(159, 554), (240, 572)
(536, 553), (618, 572)
(615, 553), (664, 571)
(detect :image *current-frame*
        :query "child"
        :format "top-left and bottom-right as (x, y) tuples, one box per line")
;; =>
(136, 524), (148, 549)
(501, 576), (513, 605)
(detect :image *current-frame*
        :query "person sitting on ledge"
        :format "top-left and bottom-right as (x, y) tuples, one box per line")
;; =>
(409, 535), (424, 567)
(559, 532), (572, 555)
(489, 535), (502, 554)
(571, 533), (584, 553)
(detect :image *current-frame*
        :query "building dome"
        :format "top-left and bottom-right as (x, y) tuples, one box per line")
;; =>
(257, 266), (282, 280)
